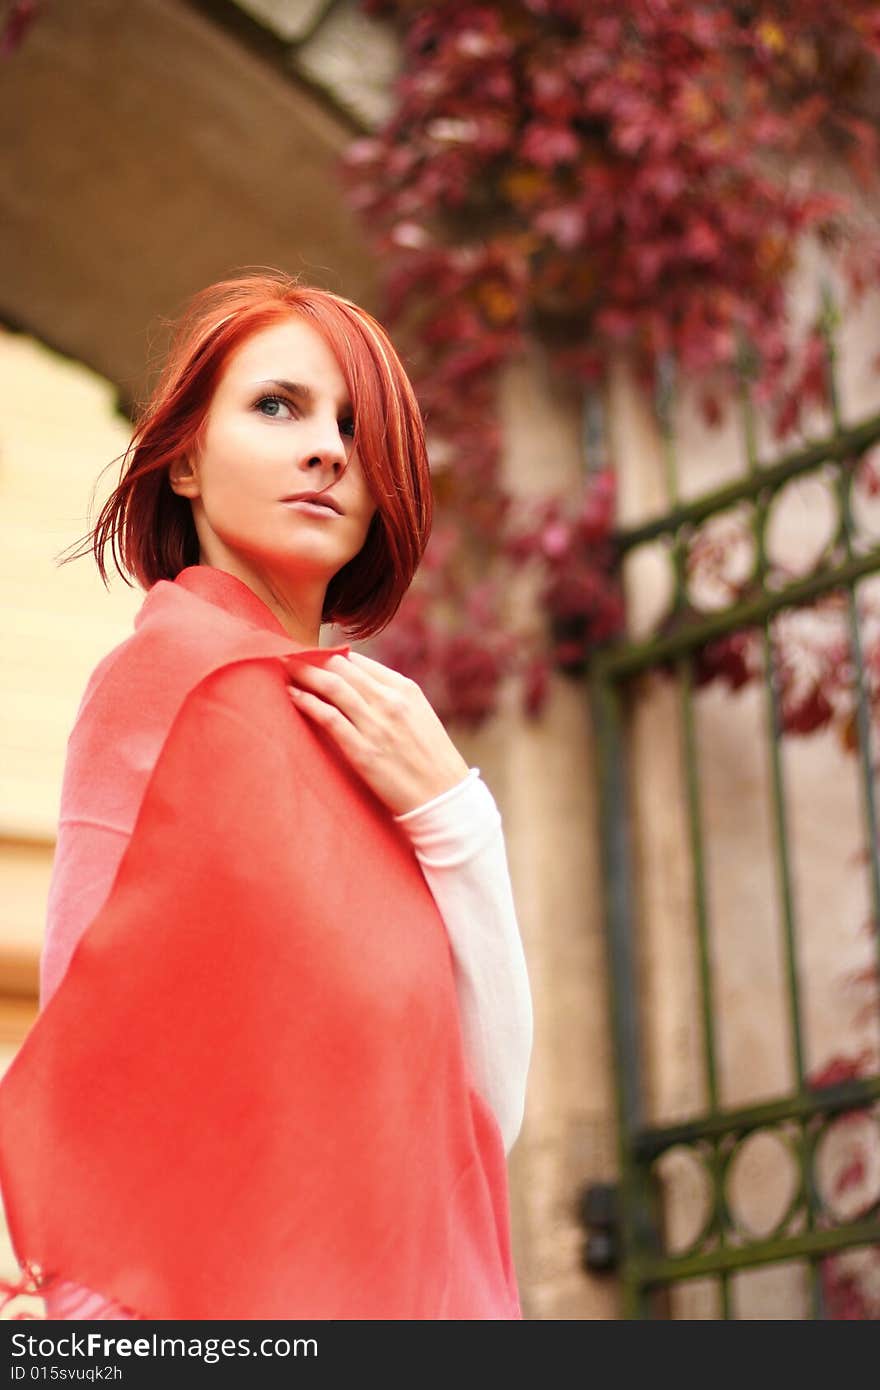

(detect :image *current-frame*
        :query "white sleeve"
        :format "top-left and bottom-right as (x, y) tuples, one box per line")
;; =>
(394, 769), (533, 1155)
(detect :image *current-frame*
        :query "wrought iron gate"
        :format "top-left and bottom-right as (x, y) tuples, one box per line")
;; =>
(590, 288), (880, 1317)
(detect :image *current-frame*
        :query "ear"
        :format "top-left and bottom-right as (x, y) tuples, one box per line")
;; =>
(168, 455), (201, 500)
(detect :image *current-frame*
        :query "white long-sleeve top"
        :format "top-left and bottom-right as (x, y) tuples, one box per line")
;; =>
(393, 767), (533, 1155)
(39, 766), (533, 1320)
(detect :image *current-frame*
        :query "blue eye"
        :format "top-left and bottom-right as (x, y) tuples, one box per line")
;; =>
(255, 394), (293, 418)
(255, 394), (355, 441)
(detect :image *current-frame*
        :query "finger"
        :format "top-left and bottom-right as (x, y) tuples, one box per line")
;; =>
(296, 651), (399, 703)
(344, 649), (412, 689)
(286, 683), (378, 783)
(287, 686), (370, 763)
(288, 660), (373, 726)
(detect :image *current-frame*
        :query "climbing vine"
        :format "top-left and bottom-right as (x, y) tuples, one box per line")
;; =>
(342, 0), (880, 724)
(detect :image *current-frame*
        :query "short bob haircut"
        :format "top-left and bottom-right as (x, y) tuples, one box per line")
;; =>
(62, 270), (433, 642)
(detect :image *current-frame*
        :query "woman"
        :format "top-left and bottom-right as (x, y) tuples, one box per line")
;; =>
(0, 271), (532, 1321)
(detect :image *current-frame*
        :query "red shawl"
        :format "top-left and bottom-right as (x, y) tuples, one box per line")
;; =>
(0, 566), (521, 1320)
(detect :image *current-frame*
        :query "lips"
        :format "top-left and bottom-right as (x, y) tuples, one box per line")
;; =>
(282, 492), (343, 514)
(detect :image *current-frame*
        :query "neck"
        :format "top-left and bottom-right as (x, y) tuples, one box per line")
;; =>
(195, 551), (325, 646)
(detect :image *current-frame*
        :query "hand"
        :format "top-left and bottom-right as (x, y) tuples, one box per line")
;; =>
(286, 651), (471, 817)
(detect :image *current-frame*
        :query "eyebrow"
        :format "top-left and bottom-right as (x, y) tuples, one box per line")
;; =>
(252, 378), (353, 415)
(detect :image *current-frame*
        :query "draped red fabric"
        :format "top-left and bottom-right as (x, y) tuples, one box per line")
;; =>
(0, 566), (521, 1320)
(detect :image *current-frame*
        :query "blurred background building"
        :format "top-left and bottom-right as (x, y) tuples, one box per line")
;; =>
(2, 0), (879, 1318)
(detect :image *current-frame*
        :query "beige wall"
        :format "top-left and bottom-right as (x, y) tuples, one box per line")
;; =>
(479, 343), (620, 1319)
(0, 328), (143, 1310)
(1, 329), (143, 845)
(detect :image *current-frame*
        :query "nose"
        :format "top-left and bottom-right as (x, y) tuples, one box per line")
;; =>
(298, 412), (351, 479)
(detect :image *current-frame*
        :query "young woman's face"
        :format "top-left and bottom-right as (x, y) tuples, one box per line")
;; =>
(170, 316), (378, 597)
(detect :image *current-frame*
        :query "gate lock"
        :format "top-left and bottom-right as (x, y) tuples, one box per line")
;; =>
(577, 1181), (620, 1274)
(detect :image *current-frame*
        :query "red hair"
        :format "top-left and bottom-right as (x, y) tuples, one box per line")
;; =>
(60, 270), (433, 641)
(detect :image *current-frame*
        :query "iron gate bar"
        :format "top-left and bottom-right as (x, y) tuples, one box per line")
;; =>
(681, 649), (734, 1315)
(591, 675), (656, 1318)
(632, 1213), (880, 1289)
(739, 336), (821, 1311)
(739, 375), (810, 1094)
(630, 1075), (880, 1158)
(819, 283), (880, 1014)
(613, 411), (880, 554)
(678, 657), (719, 1111)
(754, 535), (807, 1096)
(590, 286), (880, 1316)
(592, 546), (880, 682)
(654, 360), (734, 1314)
